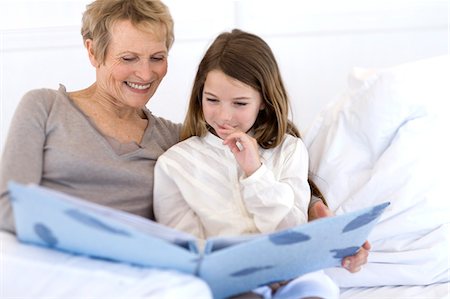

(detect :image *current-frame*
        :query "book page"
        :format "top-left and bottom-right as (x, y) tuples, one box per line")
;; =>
(199, 202), (389, 298)
(9, 182), (200, 273)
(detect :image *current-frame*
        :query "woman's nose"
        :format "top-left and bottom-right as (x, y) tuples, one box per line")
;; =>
(135, 61), (153, 81)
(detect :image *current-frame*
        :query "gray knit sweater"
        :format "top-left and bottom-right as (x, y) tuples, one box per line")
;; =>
(0, 85), (180, 233)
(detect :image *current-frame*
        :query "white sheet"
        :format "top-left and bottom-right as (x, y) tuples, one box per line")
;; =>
(1, 231), (212, 298)
(340, 283), (450, 299)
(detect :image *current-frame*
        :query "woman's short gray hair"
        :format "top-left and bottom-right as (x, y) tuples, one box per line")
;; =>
(81, 0), (174, 64)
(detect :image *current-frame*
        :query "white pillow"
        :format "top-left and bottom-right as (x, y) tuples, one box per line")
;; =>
(304, 56), (450, 287)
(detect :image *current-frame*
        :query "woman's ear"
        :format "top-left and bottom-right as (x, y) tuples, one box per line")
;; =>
(85, 39), (99, 68)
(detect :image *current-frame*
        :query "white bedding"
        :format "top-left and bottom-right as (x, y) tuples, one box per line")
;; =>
(2, 230), (449, 299)
(0, 180), (448, 296)
(1, 231), (212, 298)
(340, 283), (450, 299)
(305, 55), (450, 290)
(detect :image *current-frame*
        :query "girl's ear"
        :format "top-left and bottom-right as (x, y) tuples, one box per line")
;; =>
(259, 94), (266, 110)
(85, 39), (99, 68)
(259, 102), (266, 110)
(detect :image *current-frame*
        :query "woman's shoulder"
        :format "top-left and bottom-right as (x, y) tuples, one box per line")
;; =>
(150, 114), (181, 132)
(142, 112), (181, 148)
(23, 84), (67, 98)
(20, 84), (70, 107)
(17, 84), (70, 115)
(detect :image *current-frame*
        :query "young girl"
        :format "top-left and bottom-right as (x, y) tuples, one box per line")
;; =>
(154, 29), (339, 299)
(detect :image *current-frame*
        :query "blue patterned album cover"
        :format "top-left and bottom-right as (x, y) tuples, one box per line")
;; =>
(8, 182), (389, 299)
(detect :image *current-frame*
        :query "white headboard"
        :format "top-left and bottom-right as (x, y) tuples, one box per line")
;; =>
(1, 0), (448, 151)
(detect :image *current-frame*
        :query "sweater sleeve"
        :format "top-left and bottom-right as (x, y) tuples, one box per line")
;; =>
(239, 137), (310, 233)
(0, 89), (50, 233)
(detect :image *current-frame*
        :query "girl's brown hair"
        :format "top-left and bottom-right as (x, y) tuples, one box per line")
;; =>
(181, 29), (299, 149)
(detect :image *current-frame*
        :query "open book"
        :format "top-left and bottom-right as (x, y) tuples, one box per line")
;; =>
(8, 182), (389, 299)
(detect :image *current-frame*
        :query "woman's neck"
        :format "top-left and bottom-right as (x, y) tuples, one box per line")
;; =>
(71, 83), (145, 120)
(68, 84), (149, 144)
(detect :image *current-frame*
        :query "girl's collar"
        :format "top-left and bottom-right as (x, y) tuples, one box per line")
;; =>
(203, 130), (257, 149)
(204, 131), (225, 149)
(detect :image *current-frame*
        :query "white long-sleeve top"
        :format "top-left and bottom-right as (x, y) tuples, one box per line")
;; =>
(154, 132), (310, 240)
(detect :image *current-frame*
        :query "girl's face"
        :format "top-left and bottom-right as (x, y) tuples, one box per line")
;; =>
(202, 69), (265, 139)
(87, 19), (168, 108)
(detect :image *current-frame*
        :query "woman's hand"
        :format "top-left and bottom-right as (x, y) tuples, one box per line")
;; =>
(308, 201), (371, 273)
(220, 125), (262, 177)
(343, 241), (371, 273)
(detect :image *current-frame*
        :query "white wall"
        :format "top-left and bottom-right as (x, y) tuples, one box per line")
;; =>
(1, 0), (448, 153)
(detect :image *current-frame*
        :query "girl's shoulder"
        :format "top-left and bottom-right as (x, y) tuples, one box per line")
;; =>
(156, 135), (203, 165)
(166, 135), (202, 152)
(280, 134), (307, 150)
(264, 134), (308, 159)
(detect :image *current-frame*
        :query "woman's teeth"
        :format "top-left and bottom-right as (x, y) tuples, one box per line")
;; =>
(126, 82), (151, 90)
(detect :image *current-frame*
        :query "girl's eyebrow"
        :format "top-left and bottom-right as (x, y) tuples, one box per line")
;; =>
(203, 91), (217, 97)
(204, 91), (251, 101)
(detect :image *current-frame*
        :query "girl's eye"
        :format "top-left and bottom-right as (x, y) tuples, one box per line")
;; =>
(235, 102), (248, 106)
(206, 98), (219, 103)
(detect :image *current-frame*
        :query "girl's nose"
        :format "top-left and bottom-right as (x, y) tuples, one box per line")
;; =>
(219, 105), (232, 121)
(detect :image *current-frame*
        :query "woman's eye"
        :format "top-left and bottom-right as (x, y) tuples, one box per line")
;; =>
(151, 56), (165, 62)
(206, 98), (219, 103)
(122, 56), (136, 62)
(235, 102), (248, 106)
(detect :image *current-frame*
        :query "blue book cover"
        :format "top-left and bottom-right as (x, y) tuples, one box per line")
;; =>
(8, 182), (389, 299)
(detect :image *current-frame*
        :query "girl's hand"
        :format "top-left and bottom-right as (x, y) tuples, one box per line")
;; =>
(219, 125), (262, 177)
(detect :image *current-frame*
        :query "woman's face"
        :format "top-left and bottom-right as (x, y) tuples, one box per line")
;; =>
(202, 69), (264, 140)
(88, 19), (168, 108)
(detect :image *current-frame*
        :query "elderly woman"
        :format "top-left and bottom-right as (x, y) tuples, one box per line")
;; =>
(0, 0), (367, 274)
(0, 0), (178, 231)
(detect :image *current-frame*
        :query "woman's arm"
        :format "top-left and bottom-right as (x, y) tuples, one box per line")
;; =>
(0, 90), (48, 232)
